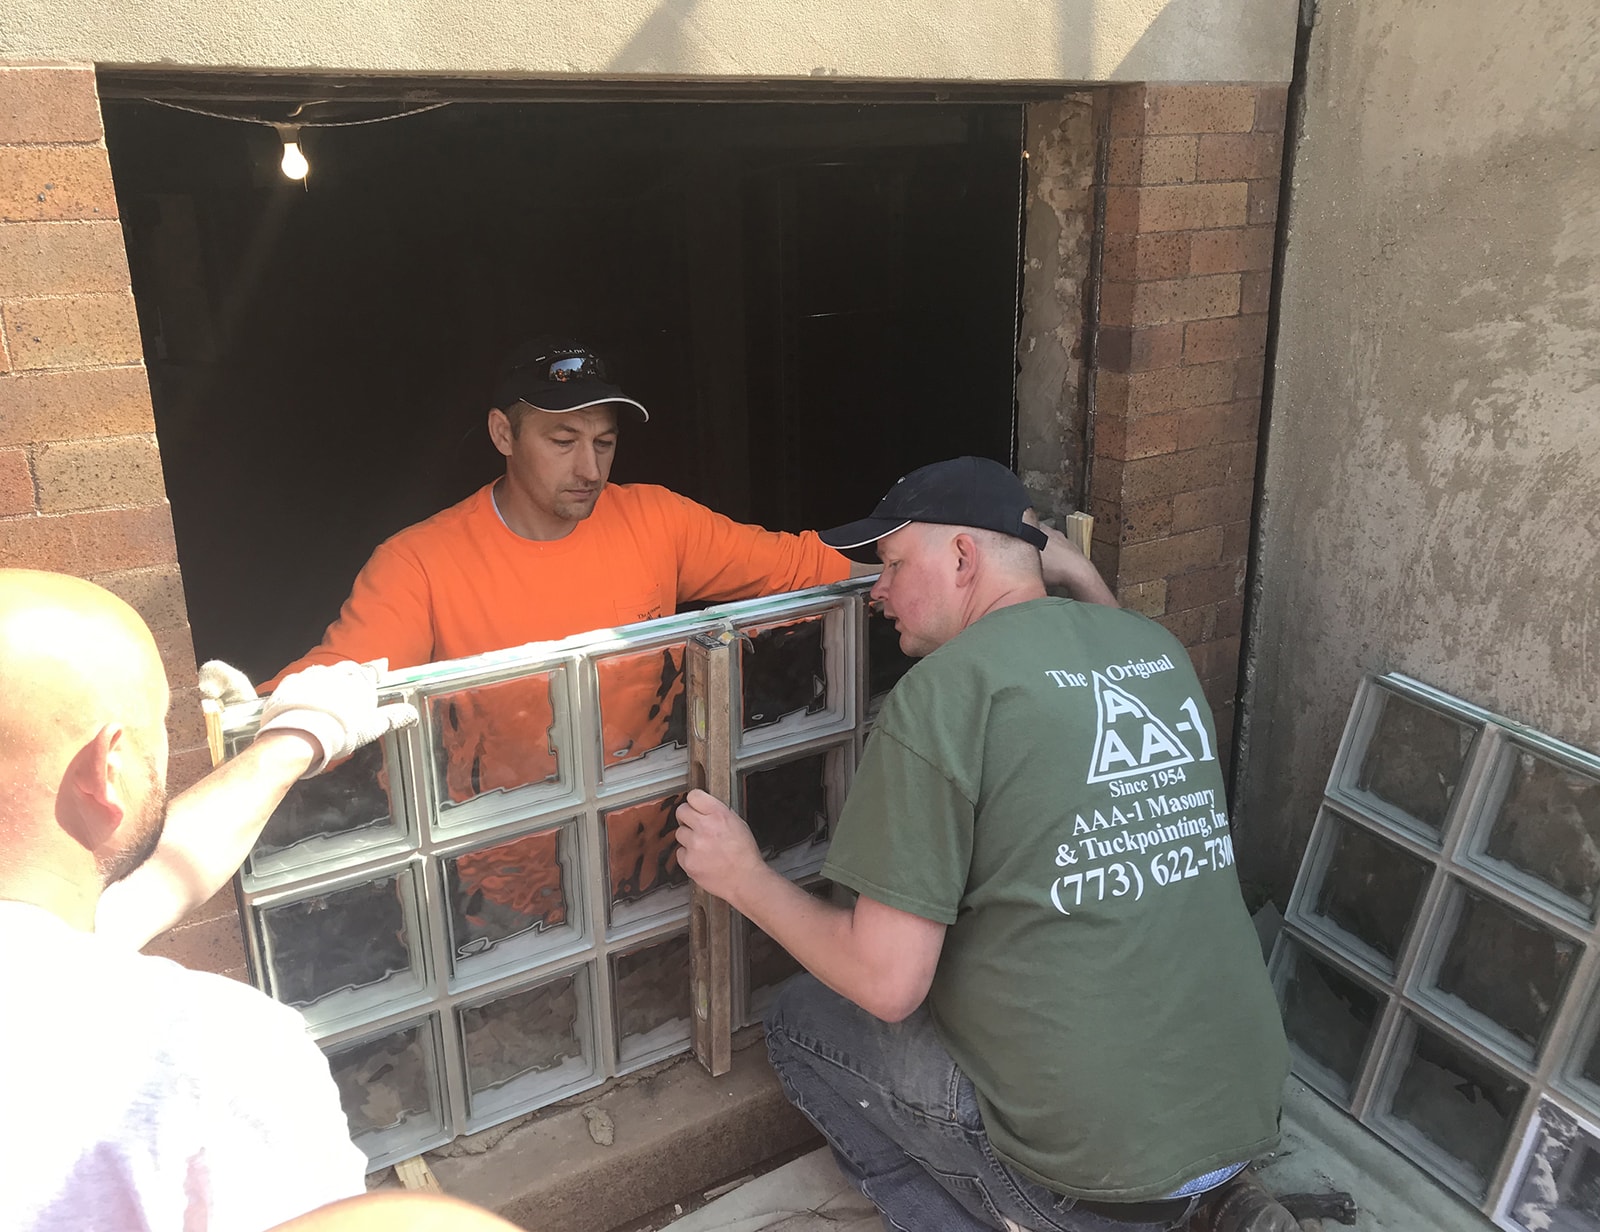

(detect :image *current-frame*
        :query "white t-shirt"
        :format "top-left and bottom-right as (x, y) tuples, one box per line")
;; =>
(0, 902), (367, 1231)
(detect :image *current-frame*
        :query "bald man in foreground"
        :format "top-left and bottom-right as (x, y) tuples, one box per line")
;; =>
(0, 569), (417, 1232)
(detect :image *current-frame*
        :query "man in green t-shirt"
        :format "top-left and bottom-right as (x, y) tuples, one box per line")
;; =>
(675, 457), (1292, 1232)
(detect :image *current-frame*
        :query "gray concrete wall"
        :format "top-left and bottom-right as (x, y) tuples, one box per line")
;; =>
(0, 0), (1294, 84)
(1238, 0), (1600, 898)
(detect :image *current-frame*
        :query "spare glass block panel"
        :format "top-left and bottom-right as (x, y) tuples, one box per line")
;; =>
(596, 643), (687, 776)
(1280, 942), (1385, 1101)
(1353, 691), (1475, 835)
(324, 1017), (444, 1166)
(741, 615), (829, 732)
(1309, 816), (1431, 970)
(258, 867), (423, 1028)
(1433, 888), (1578, 1055)
(443, 821), (580, 981)
(459, 968), (594, 1123)
(611, 931), (692, 1066)
(1484, 747), (1600, 920)
(867, 606), (915, 710)
(428, 669), (566, 811)
(742, 749), (834, 874)
(246, 741), (403, 882)
(1386, 1020), (1527, 1194)
(1506, 1102), (1600, 1232)
(604, 790), (691, 931)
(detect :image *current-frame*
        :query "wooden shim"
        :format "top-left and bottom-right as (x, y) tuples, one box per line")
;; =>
(685, 630), (736, 1077)
(393, 1154), (443, 1193)
(1064, 510), (1094, 558)
(202, 698), (225, 769)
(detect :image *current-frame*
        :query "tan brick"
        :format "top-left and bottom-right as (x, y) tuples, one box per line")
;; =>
(1118, 577), (1167, 617)
(143, 911), (248, 975)
(1167, 560), (1247, 613)
(1188, 636), (1242, 683)
(1108, 85), (1149, 137)
(0, 445), (32, 513)
(0, 221), (130, 296)
(91, 563), (193, 633)
(1107, 135), (1197, 186)
(1144, 86), (1259, 136)
(1126, 362), (1237, 414)
(1118, 496), (1176, 543)
(1183, 314), (1270, 364)
(1088, 456), (1124, 508)
(0, 316), (9, 372)
(1117, 527), (1226, 585)
(1248, 179), (1280, 226)
(1099, 280), (1136, 329)
(1189, 226), (1276, 275)
(1174, 399), (1261, 454)
(0, 66), (104, 145)
(186, 886), (244, 927)
(0, 503), (177, 573)
(2, 293), (142, 370)
(1240, 268), (1272, 315)
(0, 366), (155, 445)
(1221, 518), (1253, 559)
(161, 674), (207, 752)
(1161, 598), (1246, 647)
(1099, 323), (1184, 373)
(1102, 233), (1192, 283)
(1127, 275), (1242, 327)
(1234, 353), (1269, 400)
(1172, 479), (1257, 532)
(1201, 671), (1237, 711)
(0, 145), (118, 222)
(1111, 183), (1250, 233)
(1196, 132), (1284, 182)
(1121, 441), (1257, 503)
(1254, 85), (1290, 136)
(1094, 369), (1129, 417)
(1098, 412), (1180, 463)
(1089, 536), (1119, 580)
(34, 433), (167, 512)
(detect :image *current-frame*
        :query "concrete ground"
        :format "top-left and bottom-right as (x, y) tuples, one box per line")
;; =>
(654, 1079), (1494, 1232)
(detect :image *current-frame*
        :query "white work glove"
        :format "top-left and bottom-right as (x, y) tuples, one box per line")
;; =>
(258, 659), (420, 778)
(198, 659), (259, 706)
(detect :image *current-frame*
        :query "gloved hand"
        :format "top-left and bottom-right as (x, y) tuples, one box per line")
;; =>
(198, 659), (258, 706)
(258, 659), (420, 777)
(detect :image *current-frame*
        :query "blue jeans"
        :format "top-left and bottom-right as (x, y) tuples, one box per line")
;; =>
(763, 975), (1200, 1232)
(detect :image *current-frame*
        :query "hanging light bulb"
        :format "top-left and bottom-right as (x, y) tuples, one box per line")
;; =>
(276, 125), (309, 180)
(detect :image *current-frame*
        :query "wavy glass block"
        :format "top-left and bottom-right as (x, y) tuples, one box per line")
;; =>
(741, 748), (837, 876)
(611, 931), (692, 1066)
(428, 668), (567, 811)
(458, 968), (595, 1124)
(596, 642), (687, 780)
(1505, 1102), (1600, 1232)
(867, 606), (915, 710)
(604, 789), (691, 931)
(1353, 691), (1476, 836)
(246, 741), (404, 882)
(746, 880), (833, 1022)
(1280, 942), (1385, 1101)
(258, 867), (424, 1028)
(1484, 748), (1600, 920)
(1309, 816), (1432, 970)
(1432, 888), (1579, 1056)
(325, 1017), (444, 1166)
(443, 820), (581, 982)
(1386, 1020), (1527, 1194)
(741, 615), (829, 732)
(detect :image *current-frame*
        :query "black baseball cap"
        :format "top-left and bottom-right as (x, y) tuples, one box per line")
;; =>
(490, 340), (649, 420)
(819, 456), (1050, 563)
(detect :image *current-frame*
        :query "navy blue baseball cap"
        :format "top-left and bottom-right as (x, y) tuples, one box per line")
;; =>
(491, 340), (649, 420)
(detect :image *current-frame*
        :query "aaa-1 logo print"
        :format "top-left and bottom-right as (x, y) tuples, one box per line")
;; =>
(1086, 672), (1214, 783)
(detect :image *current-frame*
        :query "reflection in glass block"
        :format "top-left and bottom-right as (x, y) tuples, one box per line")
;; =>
(604, 791), (690, 927)
(868, 607), (915, 706)
(429, 671), (561, 807)
(1485, 749), (1600, 918)
(460, 970), (593, 1121)
(445, 824), (574, 975)
(1435, 889), (1578, 1052)
(743, 753), (830, 862)
(1509, 1103), (1600, 1232)
(325, 1019), (441, 1160)
(1389, 1021), (1527, 1191)
(1311, 817), (1431, 967)
(742, 617), (827, 731)
(260, 870), (419, 1016)
(1281, 944), (1384, 1098)
(747, 881), (833, 1021)
(1355, 692), (1475, 833)
(612, 932), (692, 1064)
(249, 741), (397, 877)
(597, 644), (686, 771)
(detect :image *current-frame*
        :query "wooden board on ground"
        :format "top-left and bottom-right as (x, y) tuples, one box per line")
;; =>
(685, 630), (736, 1077)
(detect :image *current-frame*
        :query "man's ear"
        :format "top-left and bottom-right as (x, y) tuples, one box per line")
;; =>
(487, 408), (515, 457)
(952, 532), (979, 583)
(58, 724), (127, 850)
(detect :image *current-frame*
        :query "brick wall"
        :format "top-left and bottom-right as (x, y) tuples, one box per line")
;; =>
(1088, 82), (1287, 769)
(0, 63), (246, 977)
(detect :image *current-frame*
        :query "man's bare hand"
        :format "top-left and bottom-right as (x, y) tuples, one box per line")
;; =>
(674, 788), (765, 904)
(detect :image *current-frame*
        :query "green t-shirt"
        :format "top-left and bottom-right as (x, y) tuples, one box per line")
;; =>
(822, 597), (1288, 1202)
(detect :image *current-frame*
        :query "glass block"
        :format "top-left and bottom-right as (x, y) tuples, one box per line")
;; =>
(1280, 942), (1385, 1100)
(1432, 888), (1578, 1055)
(246, 741), (404, 882)
(428, 668), (566, 811)
(1386, 1020), (1527, 1192)
(1506, 1102), (1600, 1232)
(611, 931), (692, 1066)
(258, 867), (424, 1027)
(1353, 691), (1475, 835)
(324, 1017), (444, 1165)
(443, 820), (581, 982)
(596, 642), (687, 777)
(459, 968), (595, 1124)
(741, 748), (836, 876)
(741, 615), (828, 732)
(1484, 747), (1600, 920)
(1309, 815), (1432, 970)
(867, 606), (915, 709)
(746, 880), (834, 1022)
(604, 789), (691, 931)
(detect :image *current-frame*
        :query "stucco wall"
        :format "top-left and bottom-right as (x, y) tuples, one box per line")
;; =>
(1238, 0), (1600, 897)
(0, 0), (1294, 84)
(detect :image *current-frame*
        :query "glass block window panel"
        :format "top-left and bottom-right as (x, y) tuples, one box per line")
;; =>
(867, 606), (915, 710)
(325, 1017), (445, 1165)
(1505, 1102), (1600, 1232)
(1387, 1020), (1528, 1194)
(746, 880), (834, 1023)
(596, 643), (687, 777)
(443, 821), (581, 982)
(742, 749), (836, 875)
(459, 969), (596, 1124)
(1432, 888), (1579, 1057)
(1484, 748), (1600, 921)
(1310, 816), (1432, 970)
(741, 615), (829, 732)
(246, 741), (403, 883)
(428, 669), (567, 811)
(611, 931), (692, 1066)
(258, 867), (424, 1029)
(604, 790), (691, 931)
(1354, 691), (1476, 835)
(1280, 941), (1386, 1102)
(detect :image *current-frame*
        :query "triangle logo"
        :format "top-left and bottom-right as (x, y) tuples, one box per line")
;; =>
(1086, 672), (1196, 783)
